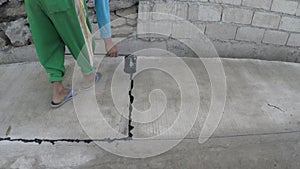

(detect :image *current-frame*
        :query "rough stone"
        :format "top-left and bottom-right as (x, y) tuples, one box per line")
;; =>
(110, 12), (121, 21)
(1, 18), (30, 47)
(126, 18), (137, 26)
(110, 0), (139, 11)
(116, 5), (138, 19)
(0, 30), (6, 47)
(111, 17), (126, 28)
(86, 0), (95, 8)
(0, 2), (26, 22)
(0, 0), (8, 6)
(0, 37), (5, 48)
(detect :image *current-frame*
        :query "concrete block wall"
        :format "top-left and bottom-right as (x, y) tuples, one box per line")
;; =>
(135, 0), (300, 62)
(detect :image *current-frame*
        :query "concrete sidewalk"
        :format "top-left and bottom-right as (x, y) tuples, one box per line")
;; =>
(0, 57), (299, 168)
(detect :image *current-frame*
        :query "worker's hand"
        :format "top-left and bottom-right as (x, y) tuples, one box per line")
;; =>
(104, 38), (118, 57)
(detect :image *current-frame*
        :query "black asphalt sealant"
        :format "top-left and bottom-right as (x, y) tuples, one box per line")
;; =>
(124, 54), (137, 138)
(128, 75), (135, 138)
(0, 137), (131, 145)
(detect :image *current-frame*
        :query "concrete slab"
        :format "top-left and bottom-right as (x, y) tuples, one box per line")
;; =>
(0, 133), (299, 169)
(0, 57), (129, 139)
(129, 57), (300, 139)
(0, 57), (299, 168)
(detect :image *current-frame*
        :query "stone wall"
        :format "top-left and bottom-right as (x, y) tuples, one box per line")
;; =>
(136, 0), (300, 62)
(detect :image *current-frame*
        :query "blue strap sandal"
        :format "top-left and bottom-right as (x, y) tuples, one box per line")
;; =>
(95, 72), (100, 83)
(82, 72), (101, 90)
(50, 89), (74, 108)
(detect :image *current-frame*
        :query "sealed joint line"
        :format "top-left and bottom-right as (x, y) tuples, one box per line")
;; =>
(124, 54), (137, 138)
(0, 137), (130, 145)
(128, 75), (135, 138)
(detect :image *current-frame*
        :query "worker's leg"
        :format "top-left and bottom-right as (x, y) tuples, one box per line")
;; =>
(83, 1), (96, 51)
(41, 0), (96, 75)
(25, 0), (66, 83)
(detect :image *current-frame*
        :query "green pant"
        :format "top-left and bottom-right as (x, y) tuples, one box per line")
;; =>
(25, 0), (96, 83)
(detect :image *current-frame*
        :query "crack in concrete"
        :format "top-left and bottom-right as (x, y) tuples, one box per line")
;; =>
(267, 103), (285, 112)
(2, 130), (300, 145)
(128, 74), (135, 138)
(124, 54), (137, 138)
(0, 137), (130, 145)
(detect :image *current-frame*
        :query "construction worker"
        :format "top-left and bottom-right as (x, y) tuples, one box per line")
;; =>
(25, 0), (118, 108)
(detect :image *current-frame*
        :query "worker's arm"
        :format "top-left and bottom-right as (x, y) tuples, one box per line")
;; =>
(95, 0), (118, 57)
(95, 0), (111, 39)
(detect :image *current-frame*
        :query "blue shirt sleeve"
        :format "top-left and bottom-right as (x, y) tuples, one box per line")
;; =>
(95, 0), (112, 39)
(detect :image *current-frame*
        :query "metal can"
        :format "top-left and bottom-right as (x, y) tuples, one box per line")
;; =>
(124, 54), (137, 74)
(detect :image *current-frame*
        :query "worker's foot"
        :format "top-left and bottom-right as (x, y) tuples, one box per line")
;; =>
(51, 82), (79, 108)
(82, 72), (101, 89)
